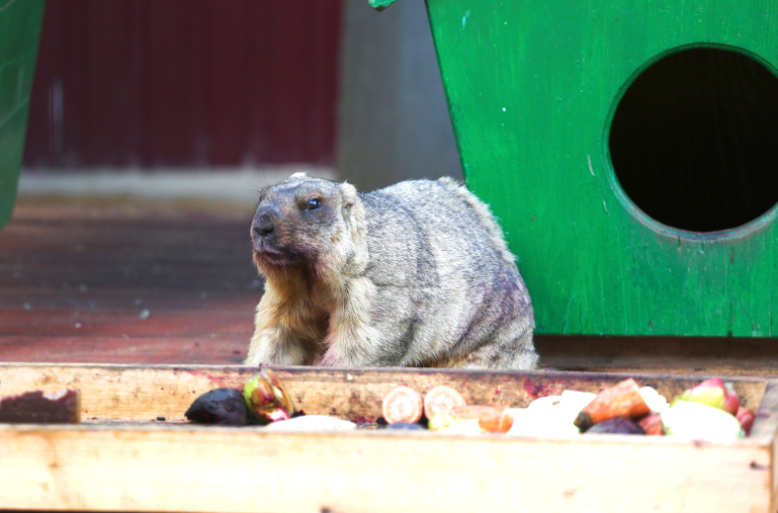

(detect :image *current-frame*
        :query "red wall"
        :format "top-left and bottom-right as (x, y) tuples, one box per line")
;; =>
(23, 0), (342, 168)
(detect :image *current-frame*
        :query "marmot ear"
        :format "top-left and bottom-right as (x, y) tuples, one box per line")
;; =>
(341, 182), (358, 210)
(340, 181), (366, 247)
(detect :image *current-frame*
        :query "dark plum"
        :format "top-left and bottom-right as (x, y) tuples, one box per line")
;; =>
(385, 422), (426, 430)
(185, 388), (251, 426)
(584, 417), (645, 435)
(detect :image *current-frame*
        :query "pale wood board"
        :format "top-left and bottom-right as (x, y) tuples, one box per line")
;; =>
(0, 364), (775, 513)
(0, 425), (771, 513)
(753, 383), (778, 513)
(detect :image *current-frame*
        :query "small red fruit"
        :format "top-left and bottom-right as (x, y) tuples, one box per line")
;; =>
(736, 406), (754, 436)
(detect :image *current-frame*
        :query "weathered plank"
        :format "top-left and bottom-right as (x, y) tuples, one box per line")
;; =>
(0, 425), (771, 513)
(0, 364), (769, 423)
(0, 336), (247, 365)
(537, 335), (778, 377)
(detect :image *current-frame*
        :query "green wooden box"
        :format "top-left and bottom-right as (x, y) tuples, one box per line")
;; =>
(372, 0), (778, 338)
(0, 0), (45, 232)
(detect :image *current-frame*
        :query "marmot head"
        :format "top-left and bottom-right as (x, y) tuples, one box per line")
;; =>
(250, 173), (366, 280)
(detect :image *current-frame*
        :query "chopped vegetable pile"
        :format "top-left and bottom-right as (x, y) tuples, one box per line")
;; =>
(184, 370), (755, 441)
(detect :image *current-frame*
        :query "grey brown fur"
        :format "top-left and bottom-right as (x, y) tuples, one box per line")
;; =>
(245, 173), (538, 370)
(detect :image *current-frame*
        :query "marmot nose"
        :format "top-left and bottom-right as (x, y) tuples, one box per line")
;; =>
(252, 206), (280, 239)
(254, 223), (273, 238)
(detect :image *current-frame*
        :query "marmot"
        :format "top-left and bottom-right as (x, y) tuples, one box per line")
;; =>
(245, 173), (538, 370)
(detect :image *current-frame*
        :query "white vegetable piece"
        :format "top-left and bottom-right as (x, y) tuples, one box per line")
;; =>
(638, 386), (669, 413)
(262, 415), (357, 432)
(507, 390), (596, 437)
(440, 419), (482, 435)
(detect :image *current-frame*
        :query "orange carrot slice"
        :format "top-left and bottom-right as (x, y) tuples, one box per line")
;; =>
(448, 405), (511, 433)
(574, 378), (650, 430)
(498, 409), (515, 433)
(382, 386), (423, 424)
(423, 385), (466, 419)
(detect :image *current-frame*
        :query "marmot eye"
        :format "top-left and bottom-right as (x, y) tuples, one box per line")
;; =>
(306, 198), (322, 211)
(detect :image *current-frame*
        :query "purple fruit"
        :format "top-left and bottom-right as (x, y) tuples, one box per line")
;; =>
(584, 417), (645, 435)
(385, 422), (426, 430)
(185, 388), (251, 426)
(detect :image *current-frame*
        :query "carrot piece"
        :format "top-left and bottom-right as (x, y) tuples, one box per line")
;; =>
(573, 378), (650, 430)
(448, 405), (511, 433)
(498, 408), (515, 433)
(382, 386), (423, 424)
(423, 385), (466, 419)
(638, 413), (663, 435)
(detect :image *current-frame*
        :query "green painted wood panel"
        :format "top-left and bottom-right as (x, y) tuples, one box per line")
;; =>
(419, 0), (777, 337)
(0, 0), (45, 232)
(369, 0), (398, 11)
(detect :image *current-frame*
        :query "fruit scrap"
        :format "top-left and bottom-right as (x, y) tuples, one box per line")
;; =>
(0, 389), (81, 424)
(428, 412), (457, 431)
(637, 386), (669, 413)
(507, 391), (595, 438)
(386, 422), (426, 431)
(574, 378), (650, 431)
(432, 405), (513, 433)
(661, 400), (743, 441)
(243, 367), (296, 424)
(736, 406), (754, 436)
(423, 385), (466, 420)
(262, 415), (356, 432)
(584, 417), (644, 435)
(382, 386), (423, 424)
(439, 419), (482, 435)
(185, 388), (251, 426)
(638, 413), (663, 435)
(672, 378), (739, 415)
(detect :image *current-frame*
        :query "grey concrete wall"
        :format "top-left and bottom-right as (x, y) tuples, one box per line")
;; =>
(336, 0), (463, 192)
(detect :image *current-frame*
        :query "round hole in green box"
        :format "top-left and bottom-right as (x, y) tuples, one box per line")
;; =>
(608, 47), (778, 233)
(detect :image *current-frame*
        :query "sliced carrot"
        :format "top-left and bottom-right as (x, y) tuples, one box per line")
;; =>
(498, 408), (515, 433)
(382, 386), (423, 424)
(448, 405), (511, 433)
(638, 413), (663, 435)
(573, 378), (650, 430)
(423, 385), (466, 420)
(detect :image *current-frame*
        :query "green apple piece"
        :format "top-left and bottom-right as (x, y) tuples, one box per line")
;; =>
(671, 378), (739, 414)
(243, 367), (296, 424)
(661, 401), (744, 442)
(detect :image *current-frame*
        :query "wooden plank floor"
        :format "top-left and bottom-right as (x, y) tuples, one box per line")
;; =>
(2, 195), (777, 377)
(0, 197), (260, 365)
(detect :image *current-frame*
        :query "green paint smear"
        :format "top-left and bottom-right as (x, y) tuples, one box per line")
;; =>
(369, 0), (398, 11)
(0, 0), (45, 232)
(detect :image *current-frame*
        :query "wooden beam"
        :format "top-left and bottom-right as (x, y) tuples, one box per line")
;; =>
(0, 364), (769, 422)
(0, 424), (772, 513)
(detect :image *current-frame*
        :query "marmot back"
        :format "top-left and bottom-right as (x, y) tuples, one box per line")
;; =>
(246, 174), (538, 370)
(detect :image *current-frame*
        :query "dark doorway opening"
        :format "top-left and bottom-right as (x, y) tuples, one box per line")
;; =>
(609, 47), (778, 232)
